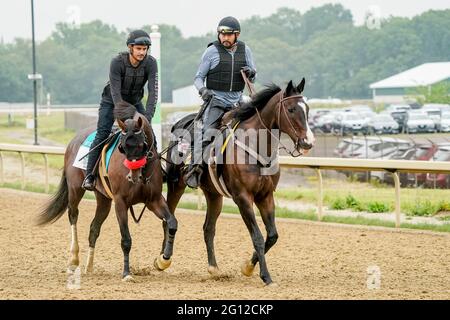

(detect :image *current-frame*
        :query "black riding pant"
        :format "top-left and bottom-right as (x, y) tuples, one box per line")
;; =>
(86, 100), (145, 176)
(191, 98), (233, 165)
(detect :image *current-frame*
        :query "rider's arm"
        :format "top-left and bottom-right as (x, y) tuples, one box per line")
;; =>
(194, 46), (216, 92)
(245, 46), (257, 83)
(145, 56), (158, 120)
(109, 56), (123, 105)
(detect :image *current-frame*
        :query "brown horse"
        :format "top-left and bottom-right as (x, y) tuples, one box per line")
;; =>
(165, 79), (314, 285)
(36, 101), (177, 281)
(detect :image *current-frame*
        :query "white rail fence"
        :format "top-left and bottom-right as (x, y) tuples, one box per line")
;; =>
(1, 143), (450, 228)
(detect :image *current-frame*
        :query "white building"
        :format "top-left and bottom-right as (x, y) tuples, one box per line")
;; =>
(172, 85), (202, 107)
(369, 62), (450, 103)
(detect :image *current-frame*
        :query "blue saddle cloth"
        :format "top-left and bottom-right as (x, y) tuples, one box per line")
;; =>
(82, 131), (120, 172)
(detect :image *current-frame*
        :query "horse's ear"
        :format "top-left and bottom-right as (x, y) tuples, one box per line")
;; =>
(137, 117), (143, 130)
(297, 78), (305, 94)
(284, 80), (294, 97)
(117, 118), (126, 131)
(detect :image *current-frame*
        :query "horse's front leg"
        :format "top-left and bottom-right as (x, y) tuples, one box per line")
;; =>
(114, 198), (134, 282)
(161, 176), (186, 255)
(242, 193), (278, 278)
(148, 195), (178, 271)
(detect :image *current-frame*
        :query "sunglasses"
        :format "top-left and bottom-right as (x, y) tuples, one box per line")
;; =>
(133, 36), (151, 46)
(217, 26), (239, 34)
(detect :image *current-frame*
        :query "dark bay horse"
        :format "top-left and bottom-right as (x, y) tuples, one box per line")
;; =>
(165, 79), (314, 286)
(37, 101), (177, 281)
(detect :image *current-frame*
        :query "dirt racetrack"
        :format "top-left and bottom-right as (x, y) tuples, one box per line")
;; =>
(0, 188), (449, 300)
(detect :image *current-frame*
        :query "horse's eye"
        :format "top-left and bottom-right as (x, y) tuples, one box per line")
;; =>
(288, 108), (295, 113)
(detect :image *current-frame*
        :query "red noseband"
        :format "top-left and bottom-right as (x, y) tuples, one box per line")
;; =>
(123, 157), (147, 170)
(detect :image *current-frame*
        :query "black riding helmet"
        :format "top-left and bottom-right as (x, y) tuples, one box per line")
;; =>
(217, 16), (241, 34)
(126, 30), (152, 47)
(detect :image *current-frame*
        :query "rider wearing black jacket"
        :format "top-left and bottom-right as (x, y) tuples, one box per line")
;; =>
(82, 29), (158, 191)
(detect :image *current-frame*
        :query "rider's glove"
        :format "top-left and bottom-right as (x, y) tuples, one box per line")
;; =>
(199, 87), (213, 102)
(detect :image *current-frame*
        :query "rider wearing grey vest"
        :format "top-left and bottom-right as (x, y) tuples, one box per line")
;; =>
(185, 16), (257, 188)
(82, 30), (158, 191)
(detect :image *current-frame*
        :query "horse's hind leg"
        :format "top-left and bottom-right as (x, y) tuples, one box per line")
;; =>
(242, 194), (278, 278)
(85, 191), (112, 274)
(166, 172), (186, 214)
(203, 190), (223, 276)
(67, 185), (85, 272)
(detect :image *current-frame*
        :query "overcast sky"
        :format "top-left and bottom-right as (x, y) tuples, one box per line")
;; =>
(1, 0), (449, 43)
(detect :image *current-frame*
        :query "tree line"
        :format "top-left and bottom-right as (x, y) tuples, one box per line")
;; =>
(0, 4), (449, 104)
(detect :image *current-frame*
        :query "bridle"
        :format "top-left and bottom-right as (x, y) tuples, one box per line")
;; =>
(118, 118), (156, 183)
(255, 91), (307, 157)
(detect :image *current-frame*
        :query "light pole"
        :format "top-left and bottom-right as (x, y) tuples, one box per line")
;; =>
(150, 25), (162, 151)
(30, 0), (38, 145)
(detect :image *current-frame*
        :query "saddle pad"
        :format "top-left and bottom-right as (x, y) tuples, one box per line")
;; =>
(73, 131), (120, 172)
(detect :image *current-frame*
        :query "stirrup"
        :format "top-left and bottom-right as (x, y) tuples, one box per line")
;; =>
(82, 174), (95, 191)
(185, 166), (203, 189)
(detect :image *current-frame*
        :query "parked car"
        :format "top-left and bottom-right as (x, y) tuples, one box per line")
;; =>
(374, 144), (438, 186)
(425, 143), (450, 188)
(327, 110), (347, 134)
(404, 144), (440, 187)
(313, 112), (336, 133)
(422, 103), (450, 113)
(424, 108), (441, 131)
(367, 114), (399, 135)
(349, 105), (373, 113)
(386, 104), (411, 112)
(309, 109), (331, 131)
(405, 112), (436, 133)
(334, 137), (412, 159)
(335, 112), (368, 135)
(369, 144), (413, 183)
(440, 112), (450, 133)
(389, 110), (408, 133)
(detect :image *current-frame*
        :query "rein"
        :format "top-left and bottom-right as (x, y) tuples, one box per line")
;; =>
(119, 113), (158, 224)
(255, 92), (305, 157)
(241, 69), (305, 157)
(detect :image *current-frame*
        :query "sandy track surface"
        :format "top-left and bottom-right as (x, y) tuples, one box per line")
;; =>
(0, 188), (449, 300)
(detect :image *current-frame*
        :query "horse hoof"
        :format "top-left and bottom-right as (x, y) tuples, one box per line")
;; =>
(84, 265), (94, 274)
(266, 282), (278, 288)
(122, 275), (135, 283)
(154, 254), (172, 271)
(207, 266), (220, 276)
(66, 265), (79, 274)
(241, 260), (255, 277)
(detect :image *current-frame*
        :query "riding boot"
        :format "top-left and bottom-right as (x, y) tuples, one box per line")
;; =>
(82, 174), (95, 191)
(185, 163), (204, 189)
(82, 143), (102, 191)
(184, 137), (211, 189)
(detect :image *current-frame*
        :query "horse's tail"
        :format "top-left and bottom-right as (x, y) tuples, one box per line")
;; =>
(36, 170), (69, 226)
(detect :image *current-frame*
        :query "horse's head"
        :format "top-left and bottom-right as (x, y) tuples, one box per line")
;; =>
(117, 116), (151, 184)
(276, 78), (315, 155)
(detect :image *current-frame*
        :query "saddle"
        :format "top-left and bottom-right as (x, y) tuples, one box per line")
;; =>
(170, 107), (277, 197)
(170, 112), (239, 197)
(92, 132), (121, 199)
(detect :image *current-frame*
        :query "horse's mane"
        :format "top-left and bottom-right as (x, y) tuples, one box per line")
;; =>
(113, 101), (138, 121)
(113, 101), (153, 145)
(233, 84), (281, 122)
